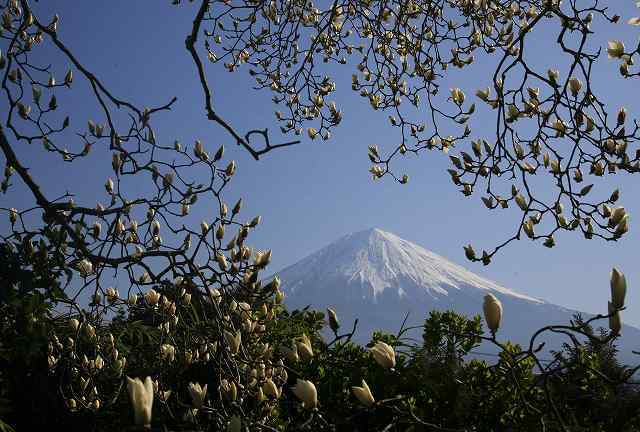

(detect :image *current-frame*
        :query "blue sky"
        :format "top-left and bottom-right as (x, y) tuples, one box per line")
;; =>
(4, 1), (640, 329)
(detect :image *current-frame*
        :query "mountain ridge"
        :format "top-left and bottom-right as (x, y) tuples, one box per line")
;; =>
(277, 228), (542, 303)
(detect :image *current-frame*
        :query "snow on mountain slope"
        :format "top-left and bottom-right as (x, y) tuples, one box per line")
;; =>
(280, 228), (541, 303)
(269, 228), (640, 366)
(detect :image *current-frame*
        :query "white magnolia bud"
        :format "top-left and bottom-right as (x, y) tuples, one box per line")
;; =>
(145, 289), (160, 306)
(291, 379), (317, 409)
(610, 268), (627, 309)
(483, 293), (503, 334)
(105, 178), (114, 194)
(262, 378), (280, 399)
(608, 301), (622, 335)
(515, 194), (528, 211)
(297, 334), (314, 361)
(370, 341), (395, 369)
(160, 344), (176, 362)
(208, 288), (221, 304)
(106, 287), (119, 303)
(352, 379), (375, 407)
(151, 219), (161, 235)
(224, 330), (241, 354)
(69, 318), (80, 332)
(94, 355), (104, 370)
(327, 307), (340, 332)
(188, 383), (207, 409)
(217, 253), (228, 270)
(568, 77), (582, 96)
(77, 259), (94, 276)
(225, 160), (236, 176)
(126, 376), (154, 427)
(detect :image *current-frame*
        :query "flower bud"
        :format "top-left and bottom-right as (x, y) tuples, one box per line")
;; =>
(160, 344), (175, 362)
(95, 355), (104, 370)
(69, 318), (80, 332)
(483, 293), (503, 334)
(610, 268), (627, 309)
(145, 289), (160, 306)
(9, 208), (17, 224)
(568, 77), (582, 96)
(106, 287), (119, 304)
(327, 307), (340, 332)
(201, 220), (209, 235)
(291, 379), (317, 409)
(224, 330), (241, 354)
(225, 160), (236, 176)
(515, 194), (528, 211)
(352, 379), (375, 407)
(608, 301), (622, 335)
(370, 341), (395, 369)
(262, 378), (280, 399)
(297, 334), (314, 361)
(187, 382), (208, 409)
(126, 376), (154, 427)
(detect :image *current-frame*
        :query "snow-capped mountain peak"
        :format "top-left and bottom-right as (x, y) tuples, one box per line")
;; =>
(278, 228), (541, 304)
(269, 228), (639, 365)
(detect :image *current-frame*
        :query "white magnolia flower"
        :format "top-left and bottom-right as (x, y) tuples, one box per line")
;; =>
(69, 318), (80, 332)
(370, 341), (395, 369)
(145, 289), (160, 306)
(450, 87), (465, 105)
(126, 376), (154, 427)
(224, 330), (241, 354)
(568, 77), (582, 96)
(262, 378), (281, 399)
(297, 334), (314, 361)
(352, 379), (375, 407)
(607, 40), (625, 59)
(106, 287), (119, 303)
(291, 379), (317, 409)
(160, 344), (175, 362)
(187, 382), (208, 409)
(77, 259), (94, 276)
(94, 355), (104, 370)
(208, 288), (222, 304)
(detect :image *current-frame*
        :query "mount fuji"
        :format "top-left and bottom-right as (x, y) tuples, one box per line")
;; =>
(272, 228), (640, 364)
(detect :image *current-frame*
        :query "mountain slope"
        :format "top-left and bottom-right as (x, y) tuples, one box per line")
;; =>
(272, 228), (640, 365)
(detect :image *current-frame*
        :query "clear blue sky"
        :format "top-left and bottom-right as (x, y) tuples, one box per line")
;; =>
(4, 1), (640, 327)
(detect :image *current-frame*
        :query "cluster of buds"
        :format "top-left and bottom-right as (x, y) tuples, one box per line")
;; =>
(605, 205), (629, 237)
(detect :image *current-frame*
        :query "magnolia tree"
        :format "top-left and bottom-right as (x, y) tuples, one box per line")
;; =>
(0, 0), (639, 431)
(203, 0), (640, 262)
